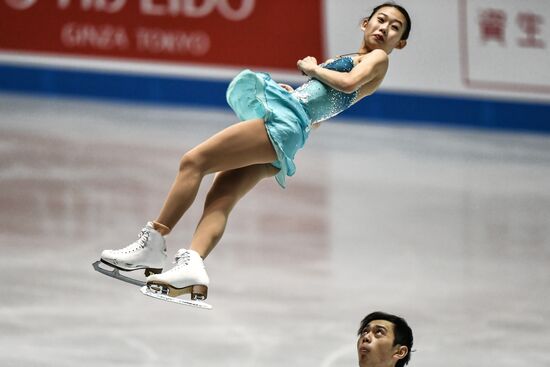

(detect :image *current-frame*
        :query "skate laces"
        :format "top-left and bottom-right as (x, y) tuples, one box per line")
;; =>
(174, 249), (191, 266)
(136, 228), (151, 248)
(117, 227), (150, 253)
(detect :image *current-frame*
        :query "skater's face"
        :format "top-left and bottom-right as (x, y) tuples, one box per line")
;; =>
(357, 320), (408, 367)
(361, 7), (407, 54)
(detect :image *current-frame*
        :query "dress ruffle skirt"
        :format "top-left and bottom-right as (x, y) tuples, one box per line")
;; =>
(226, 70), (311, 188)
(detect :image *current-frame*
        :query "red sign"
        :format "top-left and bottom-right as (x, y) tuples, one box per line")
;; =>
(0, 0), (324, 70)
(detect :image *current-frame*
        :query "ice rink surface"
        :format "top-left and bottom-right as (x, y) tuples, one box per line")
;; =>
(1, 93), (549, 367)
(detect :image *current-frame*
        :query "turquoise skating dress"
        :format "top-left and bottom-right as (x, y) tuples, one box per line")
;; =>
(226, 56), (358, 188)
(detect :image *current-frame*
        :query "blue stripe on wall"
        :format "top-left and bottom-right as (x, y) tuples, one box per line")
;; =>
(1, 63), (549, 134)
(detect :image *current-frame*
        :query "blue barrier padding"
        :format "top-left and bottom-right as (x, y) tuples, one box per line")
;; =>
(0, 64), (228, 107)
(1, 63), (549, 134)
(344, 92), (550, 133)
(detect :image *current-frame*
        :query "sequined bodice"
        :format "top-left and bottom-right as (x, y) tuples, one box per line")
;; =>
(292, 56), (357, 124)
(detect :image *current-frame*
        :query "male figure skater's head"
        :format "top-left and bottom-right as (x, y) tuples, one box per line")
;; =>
(356, 311), (413, 367)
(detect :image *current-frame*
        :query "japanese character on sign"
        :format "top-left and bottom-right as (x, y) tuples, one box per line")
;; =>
(479, 8), (507, 44)
(517, 12), (545, 48)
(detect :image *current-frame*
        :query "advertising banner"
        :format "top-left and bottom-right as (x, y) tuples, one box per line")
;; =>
(0, 0), (324, 70)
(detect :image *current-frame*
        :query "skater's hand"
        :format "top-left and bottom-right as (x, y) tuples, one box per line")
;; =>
(278, 83), (294, 92)
(297, 56), (319, 77)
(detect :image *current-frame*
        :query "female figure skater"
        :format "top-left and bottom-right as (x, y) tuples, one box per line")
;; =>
(98, 3), (411, 306)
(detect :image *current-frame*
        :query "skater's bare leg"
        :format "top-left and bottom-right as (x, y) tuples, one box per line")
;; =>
(190, 163), (278, 258)
(154, 119), (277, 231)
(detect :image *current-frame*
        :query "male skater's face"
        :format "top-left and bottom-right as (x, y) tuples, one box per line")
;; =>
(357, 319), (406, 367)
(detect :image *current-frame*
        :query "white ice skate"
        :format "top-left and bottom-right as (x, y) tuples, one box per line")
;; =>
(140, 249), (212, 309)
(93, 222), (167, 287)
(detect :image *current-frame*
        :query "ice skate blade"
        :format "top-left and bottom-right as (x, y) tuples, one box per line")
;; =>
(92, 261), (145, 287)
(140, 286), (213, 310)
